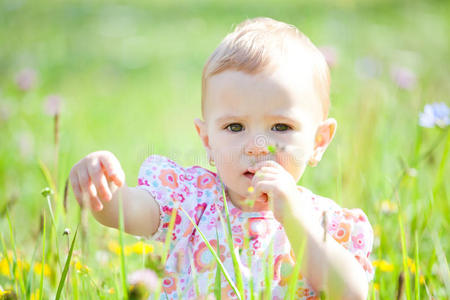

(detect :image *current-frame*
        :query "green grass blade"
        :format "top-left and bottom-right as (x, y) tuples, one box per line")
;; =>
(264, 240), (273, 300)
(243, 229), (254, 300)
(179, 206), (241, 300)
(220, 182), (245, 298)
(55, 225), (78, 300)
(6, 207), (26, 298)
(161, 205), (178, 265)
(118, 194), (128, 300)
(214, 228), (222, 300)
(399, 213), (411, 300)
(285, 238), (306, 300)
(39, 212), (46, 300)
(414, 231), (420, 300)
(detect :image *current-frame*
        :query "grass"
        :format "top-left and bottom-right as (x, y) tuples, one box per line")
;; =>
(0, 0), (449, 299)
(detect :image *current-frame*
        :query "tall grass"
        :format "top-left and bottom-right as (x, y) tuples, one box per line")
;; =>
(0, 0), (449, 299)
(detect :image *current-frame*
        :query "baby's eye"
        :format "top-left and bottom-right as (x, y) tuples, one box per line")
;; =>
(271, 123), (292, 131)
(225, 123), (244, 132)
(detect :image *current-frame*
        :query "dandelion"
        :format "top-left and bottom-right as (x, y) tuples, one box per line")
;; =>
(319, 46), (338, 68)
(129, 241), (154, 255)
(372, 259), (394, 272)
(390, 66), (416, 90)
(418, 102), (449, 128)
(73, 260), (90, 274)
(33, 262), (51, 277)
(15, 68), (37, 91)
(108, 240), (131, 256)
(0, 257), (10, 277)
(373, 283), (379, 291)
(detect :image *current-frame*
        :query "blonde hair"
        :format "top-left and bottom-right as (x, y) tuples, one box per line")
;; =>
(201, 17), (330, 119)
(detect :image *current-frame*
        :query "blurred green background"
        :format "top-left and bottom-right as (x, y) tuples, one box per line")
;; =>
(0, 0), (449, 298)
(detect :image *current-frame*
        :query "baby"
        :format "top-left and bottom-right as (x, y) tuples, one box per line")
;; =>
(70, 17), (374, 299)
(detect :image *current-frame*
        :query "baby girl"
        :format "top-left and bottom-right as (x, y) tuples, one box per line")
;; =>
(70, 17), (374, 299)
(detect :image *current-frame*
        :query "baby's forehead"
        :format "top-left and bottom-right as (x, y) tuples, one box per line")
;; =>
(203, 64), (327, 121)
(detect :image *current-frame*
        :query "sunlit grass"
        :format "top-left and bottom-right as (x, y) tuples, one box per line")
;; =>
(0, 0), (449, 299)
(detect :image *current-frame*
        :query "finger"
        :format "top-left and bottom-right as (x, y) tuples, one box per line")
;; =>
(78, 168), (103, 211)
(69, 170), (83, 206)
(249, 160), (282, 172)
(87, 159), (112, 202)
(99, 155), (125, 187)
(250, 180), (275, 202)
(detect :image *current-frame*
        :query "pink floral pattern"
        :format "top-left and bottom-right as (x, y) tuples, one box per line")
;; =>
(137, 155), (374, 299)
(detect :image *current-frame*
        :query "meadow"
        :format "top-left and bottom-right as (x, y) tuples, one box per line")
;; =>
(0, 0), (449, 299)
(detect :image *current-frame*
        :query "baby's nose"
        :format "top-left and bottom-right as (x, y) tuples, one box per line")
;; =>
(245, 134), (270, 156)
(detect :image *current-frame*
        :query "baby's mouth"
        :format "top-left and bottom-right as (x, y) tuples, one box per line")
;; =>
(243, 170), (255, 180)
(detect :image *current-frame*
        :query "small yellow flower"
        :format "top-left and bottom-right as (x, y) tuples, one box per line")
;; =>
(108, 241), (131, 256)
(247, 186), (254, 193)
(34, 262), (51, 277)
(0, 289), (11, 296)
(73, 260), (90, 274)
(407, 257), (416, 274)
(108, 288), (115, 294)
(30, 289), (41, 300)
(373, 259), (394, 272)
(380, 200), (398, 214)
(373, 283), (379, 291)
(129, 241), (154, 255)
(0, 257), (11, 277)
(420, 275), (425, 284)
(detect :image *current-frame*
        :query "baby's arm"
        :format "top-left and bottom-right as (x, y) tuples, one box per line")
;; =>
(69, 151), (160, 237)
(249, 161), (368, 300)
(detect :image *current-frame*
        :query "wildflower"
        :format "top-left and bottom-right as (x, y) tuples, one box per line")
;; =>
(373, 283), (379, 291)
(372, 259), (394, 272)
(355, 57), (382, 79)
(390, 66), (416, 90)
(380, 200), (398, 214)
(41, 187), (54, 197)
(73, 260), (90, 274)
(63, 228), (71, 236)
(0, 257), (10, 277)
(107, 240), (131, 256)
(15, 68), (36, 91)
(319, 46), (338, 68)
(43, 94), (63, 116)
(247, 186), (254, 193)
(128, 269), (159, 292)
(33, 262), (51, 277)
(129, 241), (154, 255)
(108, 288), (115, 294)
(419, 102), (449, 128)
(30, 289), (40, 300)
(407, 257), (416, 274)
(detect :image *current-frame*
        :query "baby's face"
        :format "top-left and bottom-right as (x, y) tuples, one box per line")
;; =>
(195, 65), (335, 209)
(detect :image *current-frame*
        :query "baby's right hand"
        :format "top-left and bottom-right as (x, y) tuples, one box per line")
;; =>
(69, 150), (125, 211)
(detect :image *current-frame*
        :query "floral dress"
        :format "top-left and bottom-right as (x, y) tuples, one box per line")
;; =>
(137, 155), (374, 299)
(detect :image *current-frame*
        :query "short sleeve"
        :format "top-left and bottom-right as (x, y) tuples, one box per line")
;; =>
(136, 155), (199, 245)
(325, 208), (375, 281)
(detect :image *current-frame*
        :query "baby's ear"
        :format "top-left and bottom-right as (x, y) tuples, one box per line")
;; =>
(309, 118), (337, 166)
(194, 118), (211, 152)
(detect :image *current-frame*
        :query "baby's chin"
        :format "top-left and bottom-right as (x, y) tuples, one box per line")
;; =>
(238, 193), (270, 212)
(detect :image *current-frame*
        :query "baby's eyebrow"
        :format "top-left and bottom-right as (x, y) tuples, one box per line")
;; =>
(215, 114), (249, 124)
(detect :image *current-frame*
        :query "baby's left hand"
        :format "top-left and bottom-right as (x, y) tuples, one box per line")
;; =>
(248, 160), (301, 222)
